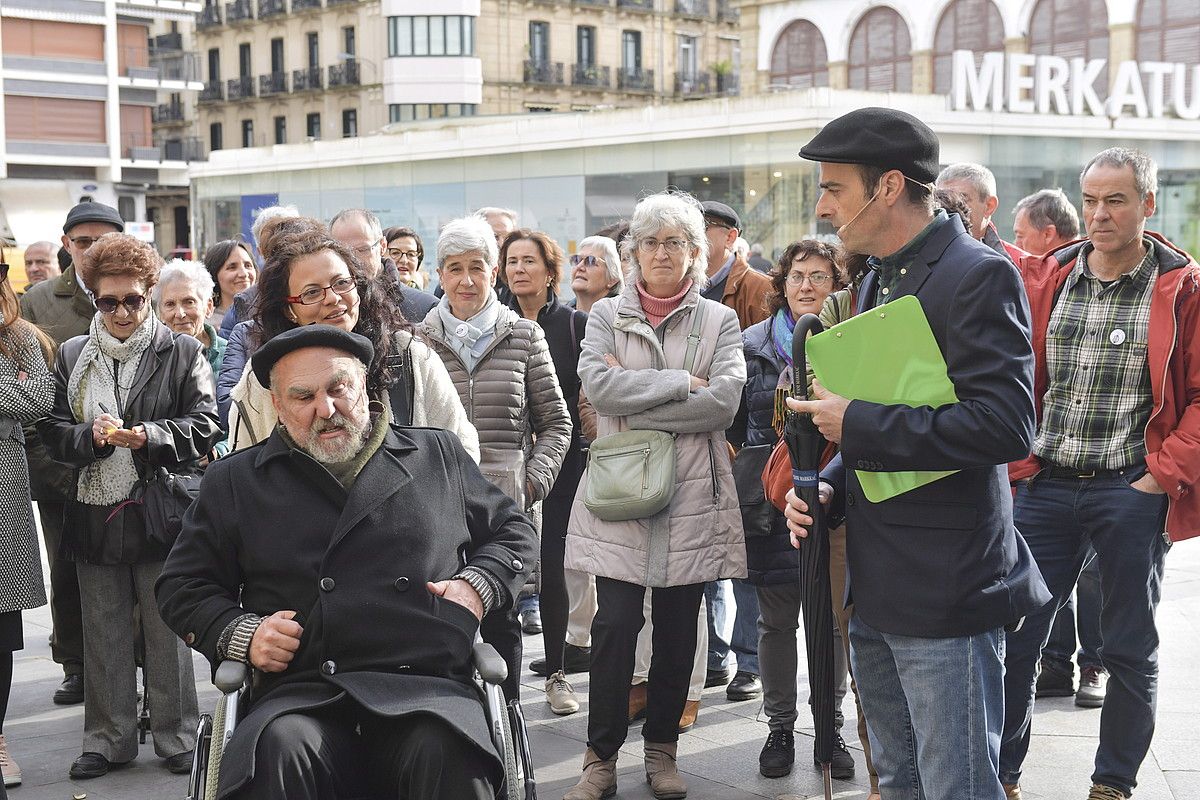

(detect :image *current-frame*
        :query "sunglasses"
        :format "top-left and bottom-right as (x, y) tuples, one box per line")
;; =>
(569, 254), (606, 267)
(95, 294), (148, 314)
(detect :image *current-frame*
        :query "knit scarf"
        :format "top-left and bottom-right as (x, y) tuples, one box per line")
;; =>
(438, 292), (501, 373)
(68, 313), (158, 505)
(771, 307), (796, 367)
(636, 279), (692, 327)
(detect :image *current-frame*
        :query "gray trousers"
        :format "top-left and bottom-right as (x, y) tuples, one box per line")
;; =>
(77, 560), (198, 761)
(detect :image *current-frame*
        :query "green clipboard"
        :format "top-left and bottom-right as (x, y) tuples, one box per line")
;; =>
(805, 295), (959, 503)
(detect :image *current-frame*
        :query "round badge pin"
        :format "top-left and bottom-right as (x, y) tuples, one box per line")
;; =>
(455, 323), (470, 338)
(1110, 328), (1126, 346)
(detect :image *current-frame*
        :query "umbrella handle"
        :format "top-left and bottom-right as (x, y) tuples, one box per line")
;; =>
(790, 313), (825, 399)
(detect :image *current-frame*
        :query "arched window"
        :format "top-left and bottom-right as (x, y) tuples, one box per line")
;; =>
(1138, 0), (1200, 103)
(848, 7), (912, 93)
(1029, 0), (1109, 87)
(933, 0), (1005, 94)
(770, 20), (829, 88)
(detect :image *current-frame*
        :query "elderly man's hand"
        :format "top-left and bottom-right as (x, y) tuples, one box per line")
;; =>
(787, 381), (850, 443)
(427, 579), (484, 621)
(249, 610), (304, 673)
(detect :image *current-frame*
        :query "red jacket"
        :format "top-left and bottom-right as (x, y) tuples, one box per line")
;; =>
(1011, 231), (1200, 542)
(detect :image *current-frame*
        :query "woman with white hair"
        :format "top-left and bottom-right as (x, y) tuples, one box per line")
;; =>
(569, 235), (623, 314)
(420, 215), (572, 703)
(155, 260), (225, 382)
(562, 191), (746, 800)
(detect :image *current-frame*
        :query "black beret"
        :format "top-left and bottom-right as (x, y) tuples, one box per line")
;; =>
(799, 107), (940, 184)
(701, 200), (741, 231)
(63, 202), (125, 234)
(251, 326), (374, 389)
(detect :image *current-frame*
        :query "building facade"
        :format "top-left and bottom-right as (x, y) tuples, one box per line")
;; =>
(0, 0), (204, 253)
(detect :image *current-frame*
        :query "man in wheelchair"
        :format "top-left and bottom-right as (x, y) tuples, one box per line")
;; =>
(156, 326), (537, 799)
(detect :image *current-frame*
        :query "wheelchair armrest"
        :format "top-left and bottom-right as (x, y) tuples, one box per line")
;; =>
(214, 660), (248, 694)
(472, 642), (509, 685)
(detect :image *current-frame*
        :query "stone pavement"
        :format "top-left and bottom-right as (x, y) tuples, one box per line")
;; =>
(5, 532), (1199, 800)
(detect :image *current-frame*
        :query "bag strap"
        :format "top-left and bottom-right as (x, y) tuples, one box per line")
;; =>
(682, 300), (707, 376)
(568, 309), (579, 353)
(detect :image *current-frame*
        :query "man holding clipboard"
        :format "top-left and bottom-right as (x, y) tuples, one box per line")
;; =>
(783, 107), (1050, 800)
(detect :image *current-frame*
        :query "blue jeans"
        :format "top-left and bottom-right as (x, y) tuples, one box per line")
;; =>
(1000, 472), (1168, 795)
(706, 580), (761, 674)
(849, 616), (1006, 800)
(1041, 551), (1103, 673)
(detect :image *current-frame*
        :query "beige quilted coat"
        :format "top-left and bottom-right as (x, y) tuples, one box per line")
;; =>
(565, 282), (747, 588)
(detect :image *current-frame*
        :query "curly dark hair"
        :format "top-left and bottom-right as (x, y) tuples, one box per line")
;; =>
(78, 232), (162, 291)
(766, 239), (847, 315)
(384, 226), (424, 267)
(499, 228), (565, 294)
(934, 187), (974, 233)
(250, 217), (413, 395)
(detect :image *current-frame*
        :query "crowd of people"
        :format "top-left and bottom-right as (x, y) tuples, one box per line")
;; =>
(0, 108), (1195, 800)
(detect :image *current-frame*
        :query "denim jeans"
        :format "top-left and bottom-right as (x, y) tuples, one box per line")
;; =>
(706, 579), (762, 675)
(849, 616), (1007, 800)
(705, 580), (732, 671)
(1000, 472), (1168, 796)
(1041, 550), (1103, 673)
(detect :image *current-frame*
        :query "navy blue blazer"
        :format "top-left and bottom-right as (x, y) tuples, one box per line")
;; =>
(821, 213), (1051, 638)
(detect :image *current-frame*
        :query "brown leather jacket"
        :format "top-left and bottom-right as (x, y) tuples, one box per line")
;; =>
(718, 255), (772, 329)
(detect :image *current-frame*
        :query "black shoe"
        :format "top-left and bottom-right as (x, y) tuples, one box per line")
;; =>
(1035, 660), (1075, 698)
(520, 607), (542, 635)
(54, 674), (84, 706)
(726, 671), (762, 701)
(530, 644), (592, 677)
(815, 734), (856, 780)
(164, 751), (194, 775)
(69, 752), (131, 780)
(704, 667), (732, 688)
(759, 729), (795, 778)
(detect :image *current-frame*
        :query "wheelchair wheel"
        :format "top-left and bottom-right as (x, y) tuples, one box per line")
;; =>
(187, 714), (212, 800)
(506, 701), (537, 800)
(203, 695), (228, 800)
(498, 699), (522, 800)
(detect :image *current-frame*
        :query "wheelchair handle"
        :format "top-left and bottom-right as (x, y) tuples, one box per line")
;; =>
(214, 660), (249, 694)
(472, 642), (509, 685)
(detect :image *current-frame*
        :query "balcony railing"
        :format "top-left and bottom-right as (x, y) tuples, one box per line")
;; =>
(674, 0), (708, 16)
(292, 0), (322, 9)
(328, 61), (360, 88)
(151, 32), (183, 54)
(524, 60), (565, 85)
(259, 71), (288, 95)
(162, 136), (207, 162)
(227, 75), (256, 100)
(155, 53), (201, 82)
(121, 132), (161, 160)
(225, 0), (253, 23)
(199, 80), (224, 102)
(328, 0), (358, 5)
(573, 0), (611, 5)
(617, 66), (654, 92)
(293, 66), (323, 91)
(258, 0), (285, 16)
(716, 71), (739, 95)
(153, 102), (187, 124)
(617, 0), (653, 10)
(715, 0), (738, 21)
(571, 63), (610, 88)
(197, 4), (222, 27)
(674, 70), (711, 97)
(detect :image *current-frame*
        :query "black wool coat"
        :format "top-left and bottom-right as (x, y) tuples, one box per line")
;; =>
(155, 424), (538, 798)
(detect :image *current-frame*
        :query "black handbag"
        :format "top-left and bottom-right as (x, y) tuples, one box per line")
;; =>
(732, 443), (775, 537)
(134, 466), (202, 548)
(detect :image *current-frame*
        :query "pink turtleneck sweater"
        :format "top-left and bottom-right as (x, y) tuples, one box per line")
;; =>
(636, 280), (693, 327)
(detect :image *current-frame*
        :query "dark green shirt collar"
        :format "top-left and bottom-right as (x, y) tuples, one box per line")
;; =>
(868, 210), (947, 303)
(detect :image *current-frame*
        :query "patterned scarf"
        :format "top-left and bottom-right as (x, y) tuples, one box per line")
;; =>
(437, 292), (500, 373)
(771, 307), (796, 367)
(67, 313), (158, 505)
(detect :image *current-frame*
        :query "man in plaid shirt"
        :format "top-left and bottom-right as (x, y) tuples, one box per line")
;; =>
(1001, 148), (1200, 800)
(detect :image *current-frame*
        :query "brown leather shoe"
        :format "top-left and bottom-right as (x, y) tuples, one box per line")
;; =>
(677, 699), (700, 733)
(563, 748), (617, 800)
(645, 740), (687, 799)
(629, 682), (648, 721)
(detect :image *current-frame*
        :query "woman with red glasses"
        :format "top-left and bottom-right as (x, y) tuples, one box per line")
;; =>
(38, 233), (221, 780)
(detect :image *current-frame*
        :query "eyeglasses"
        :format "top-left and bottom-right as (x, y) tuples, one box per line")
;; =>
(389, 248), (420, 261)
(637, 238), (689, 255)
(70, 236), (101, 249)
(569, 254), (606, 267)
(285, 276), (358, 306)
(786, 272), (833, 287)
(95, 294), (148, 314)
(348, 243), (378, 257)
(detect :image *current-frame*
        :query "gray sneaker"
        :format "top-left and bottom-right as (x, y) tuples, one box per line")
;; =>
(1075, 666), (1108, 708)
(546, 671), (580, 715)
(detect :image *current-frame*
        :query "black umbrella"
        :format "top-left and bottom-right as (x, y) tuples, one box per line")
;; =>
(785, 312), (835, 800)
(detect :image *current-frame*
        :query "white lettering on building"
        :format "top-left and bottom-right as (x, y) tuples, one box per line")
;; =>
(951, 50), (1200, 120)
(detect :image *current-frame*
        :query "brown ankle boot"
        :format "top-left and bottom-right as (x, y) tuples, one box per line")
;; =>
(644, 740), (687, 799)
(563, 748), (617, 800)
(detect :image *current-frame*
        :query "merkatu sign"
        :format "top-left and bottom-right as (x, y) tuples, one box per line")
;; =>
(951, 50), (1200, 120)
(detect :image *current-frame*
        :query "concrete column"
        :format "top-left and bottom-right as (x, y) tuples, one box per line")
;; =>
(911, 49), (933, 94)
(105, 0), (123, 182)
(1004, 35), (1026, 55)
(1108, 22), (1136, 90)
(828, 60), (848, 89)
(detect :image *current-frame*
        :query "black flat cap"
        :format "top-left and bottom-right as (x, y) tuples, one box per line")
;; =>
(251, 326), (374, 389)
(799, 107), (940, 184)
(701, 201), (741, 231)
(63, 202), (125, 234)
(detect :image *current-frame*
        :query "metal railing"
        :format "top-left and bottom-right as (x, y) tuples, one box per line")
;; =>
(227, 75), (256, 100)
(328, 0), (358, 5)
(121, 131), (161, 160)
(153, 102), (186, 124)
(524, 60), (564, 85)
(225, 0), (253, 23)
(162, 136), (207, 162)
(199, 80), (224, 102)
(328, 61), (360, 87)
(716, 71), (739, 95)
(715, 0), (738, 21)
(258, 0), (285, 16)
(152, 32), (183, 53)
(674, 70), (711, 96)
(674, 0), (708, 17)
(617, 66), (654, 91)
(571, 64), (610, 88)
(155, 53), (201, 82)
(573, 0), (610, 5)
(198, 4), (222, 27)
(293, 66), (323, 91)
(617, 0), (653, 9)
(259, 71), (288, 95)
(292, 0), (321, 9)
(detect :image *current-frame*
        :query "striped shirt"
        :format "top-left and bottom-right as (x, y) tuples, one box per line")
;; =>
(1033, 239), (1157, 470)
